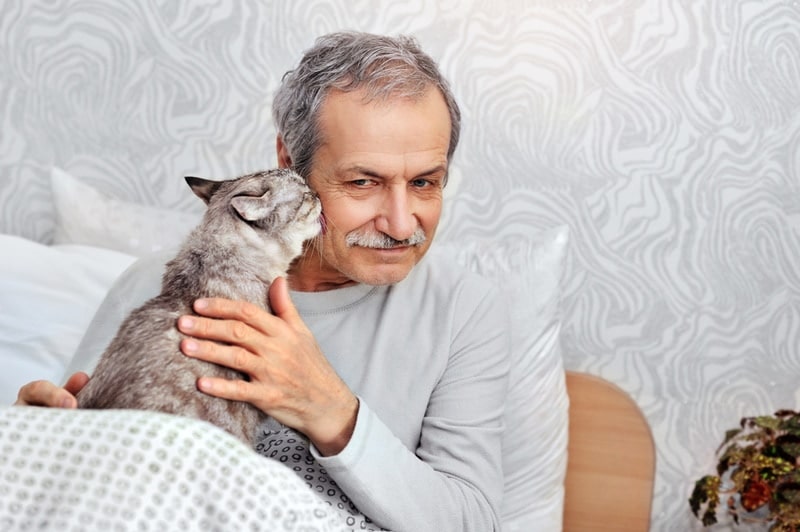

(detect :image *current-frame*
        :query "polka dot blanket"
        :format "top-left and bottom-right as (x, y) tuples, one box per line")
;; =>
(0, 406), (380, 531)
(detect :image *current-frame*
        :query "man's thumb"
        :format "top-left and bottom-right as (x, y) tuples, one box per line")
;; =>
(269, 276), (299, 322)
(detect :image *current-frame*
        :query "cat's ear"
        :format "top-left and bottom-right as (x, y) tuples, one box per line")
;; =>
(230, 192), (273, 222)
(185, 176), (222, 205)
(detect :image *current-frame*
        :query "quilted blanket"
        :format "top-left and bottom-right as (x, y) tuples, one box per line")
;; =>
(0, 406), (353, 531)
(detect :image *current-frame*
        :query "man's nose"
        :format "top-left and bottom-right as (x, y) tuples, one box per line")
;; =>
(375, 186), (417, 241)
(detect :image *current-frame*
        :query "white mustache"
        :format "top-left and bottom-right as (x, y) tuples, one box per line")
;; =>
(345, 227), (427, 248)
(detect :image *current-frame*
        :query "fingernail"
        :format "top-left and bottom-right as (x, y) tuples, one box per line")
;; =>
(179, 316), (195, 330)
(60, 397), (73, 408)
(197, 378), (212, 392)
(183, 339), (198, 354)
(194, 299), (208, 310)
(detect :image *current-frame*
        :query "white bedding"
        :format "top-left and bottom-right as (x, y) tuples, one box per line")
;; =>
(0, 235), (137, 405)
(0, 406), (347, 531)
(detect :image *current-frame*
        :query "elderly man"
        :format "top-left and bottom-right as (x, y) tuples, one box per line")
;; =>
(17, 31), (510, 531)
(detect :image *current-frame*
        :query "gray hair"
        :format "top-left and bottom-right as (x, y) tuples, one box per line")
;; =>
(272, 31), (461, 181)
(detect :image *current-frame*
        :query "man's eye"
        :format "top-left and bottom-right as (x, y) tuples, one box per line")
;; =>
(350, 179), (373, 187)
(411, 178), (435, 188)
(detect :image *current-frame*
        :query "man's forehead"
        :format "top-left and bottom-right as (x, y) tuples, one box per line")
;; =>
(311, 86), (450, 179)
(336, 150), (447, 174)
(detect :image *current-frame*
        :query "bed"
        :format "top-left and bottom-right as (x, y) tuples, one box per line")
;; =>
(0, 168), (653, 530)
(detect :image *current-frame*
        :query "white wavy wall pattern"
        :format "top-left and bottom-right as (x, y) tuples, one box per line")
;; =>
(1, 1), (799, 529)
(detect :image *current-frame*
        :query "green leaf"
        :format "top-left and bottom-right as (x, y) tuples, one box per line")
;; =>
(753, 415), (782, 431)
(775, 482), (800, 504)
(780, 412), (800, 435)
(776, 434), (800, 459)
(721, 428), (743, 448)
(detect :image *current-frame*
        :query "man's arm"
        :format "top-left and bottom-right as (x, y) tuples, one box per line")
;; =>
(313, 283), (511, 531)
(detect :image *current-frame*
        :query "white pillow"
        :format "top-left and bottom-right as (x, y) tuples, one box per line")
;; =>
(436, 225), (569, 531)
(50, 167), (202, 256)
(0, 235), (136, 405)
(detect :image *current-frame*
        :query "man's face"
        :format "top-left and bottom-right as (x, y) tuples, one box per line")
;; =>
(288, 87), (451, 290)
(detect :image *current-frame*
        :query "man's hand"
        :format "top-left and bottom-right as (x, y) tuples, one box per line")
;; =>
(15, 372), (90, 408)
(177, 277), (359, 456)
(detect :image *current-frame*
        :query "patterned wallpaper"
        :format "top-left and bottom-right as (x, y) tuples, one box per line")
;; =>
(2, 1), (799, 529)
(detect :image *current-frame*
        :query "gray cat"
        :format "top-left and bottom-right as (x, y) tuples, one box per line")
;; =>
(76, 168), (322, 445)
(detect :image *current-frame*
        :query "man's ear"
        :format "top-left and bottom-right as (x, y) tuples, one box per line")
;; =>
(276, 135), (292, 169)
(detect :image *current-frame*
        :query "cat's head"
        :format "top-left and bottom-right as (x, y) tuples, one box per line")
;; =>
(185, 169), (322, 252)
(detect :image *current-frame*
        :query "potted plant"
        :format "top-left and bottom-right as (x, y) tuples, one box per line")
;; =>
(689, 409), (800, 530)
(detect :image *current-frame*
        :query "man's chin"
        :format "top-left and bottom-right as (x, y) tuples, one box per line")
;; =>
(353, 267), (413, 286)
(334, 243), (432, 285)
(346, 259), (416, 286)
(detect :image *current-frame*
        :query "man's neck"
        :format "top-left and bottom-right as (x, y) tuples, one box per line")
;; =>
(288, 275), (358, 292)
(287, 253), (358, 292)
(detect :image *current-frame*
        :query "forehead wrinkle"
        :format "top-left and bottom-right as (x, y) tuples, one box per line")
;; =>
(340, 152), (447, 181)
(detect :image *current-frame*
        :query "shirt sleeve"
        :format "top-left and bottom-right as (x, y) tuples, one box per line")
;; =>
(310, 284), (511, 532)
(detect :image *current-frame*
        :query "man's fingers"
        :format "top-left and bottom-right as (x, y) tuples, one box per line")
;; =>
(193, 297), (263, 322)
(269, 277), (303, 326)
(15, 380), (77, 408)
(64, 372), (90, 396)
(196, 376), (263, 404)
(269, 277), (291, 314)
(178, 314), (261, 352)
(187, 297), (282, 337)
(181, 338), (261, 375)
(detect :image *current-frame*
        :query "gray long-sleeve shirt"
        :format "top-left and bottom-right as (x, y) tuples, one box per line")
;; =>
(66, 247), (511, 531)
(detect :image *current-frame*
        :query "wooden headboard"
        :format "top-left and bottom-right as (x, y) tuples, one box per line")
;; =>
(563, 371), (656, 531)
